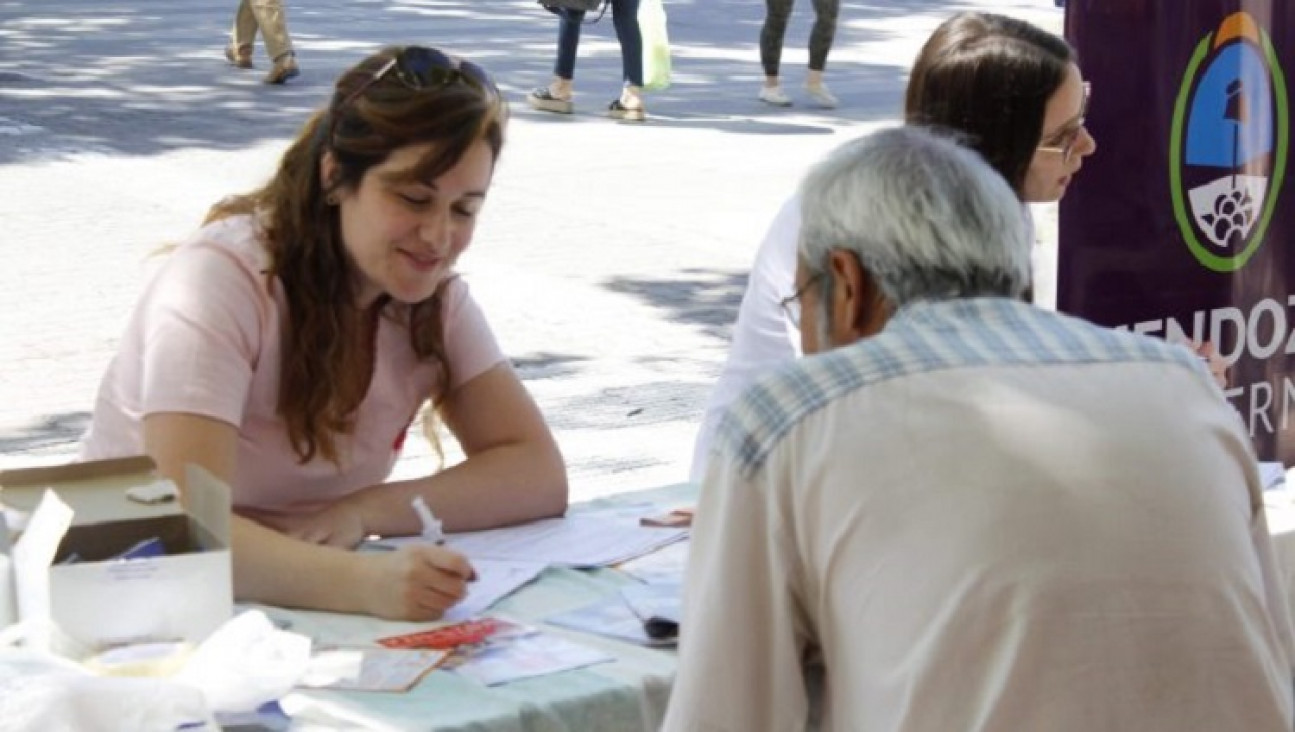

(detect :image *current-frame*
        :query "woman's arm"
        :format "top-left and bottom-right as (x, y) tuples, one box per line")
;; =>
(346, 361), (569, 537)
(143, 412), (474, 620)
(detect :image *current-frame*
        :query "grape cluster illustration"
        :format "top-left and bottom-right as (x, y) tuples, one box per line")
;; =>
(1202, 187), (1255, 247)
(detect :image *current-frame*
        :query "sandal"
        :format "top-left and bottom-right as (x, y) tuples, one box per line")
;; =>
(528, 88), (574, 114)
(607, 99), (645, 122)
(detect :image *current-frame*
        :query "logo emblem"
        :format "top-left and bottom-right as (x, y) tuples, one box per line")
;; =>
(1170, 12), (1288, 272)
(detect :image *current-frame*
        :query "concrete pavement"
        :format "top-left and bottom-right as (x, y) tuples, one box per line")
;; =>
(0, 0), (1063, 501)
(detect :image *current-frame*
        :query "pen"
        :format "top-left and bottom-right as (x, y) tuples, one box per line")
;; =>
(411, 496), (476, 582)
(411, 495), (445, 545)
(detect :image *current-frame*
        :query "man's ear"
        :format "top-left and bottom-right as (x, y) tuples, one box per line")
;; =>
(828, 249), (889, 344)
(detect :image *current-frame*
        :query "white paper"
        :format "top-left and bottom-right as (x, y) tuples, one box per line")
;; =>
(374, 515), (688, 568)
(298, 647), (448, 692)
(545, 596), (674, 648)
(451, 632), (613, 686)
(615, 539), (689, 586)
(1259, 461), (1286, 490)
(619, 582), (682, 626)
(443, 559), (547, 622)
(12, 489), (74, 651)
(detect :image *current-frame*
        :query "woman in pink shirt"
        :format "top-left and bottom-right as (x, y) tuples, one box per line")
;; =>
(81, 46), (568, 621)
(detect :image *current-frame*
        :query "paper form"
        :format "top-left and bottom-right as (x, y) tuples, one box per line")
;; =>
(546, 595), (676, 648)
(450, 632), (613, 686)
(615, 538), (689, 586)
(372, 514), (689, 568)
(1259, 461), (1286, 491)
(443, 558), (547, 621)
(620, 581), (682, 626)
(298, 647), (449, 692)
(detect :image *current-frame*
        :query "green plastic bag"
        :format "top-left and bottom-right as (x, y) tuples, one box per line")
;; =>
(639, 0), (671, 91)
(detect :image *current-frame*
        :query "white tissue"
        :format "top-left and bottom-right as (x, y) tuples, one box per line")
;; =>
(0, 649), (216, 731)
(175, 609), (311, 713)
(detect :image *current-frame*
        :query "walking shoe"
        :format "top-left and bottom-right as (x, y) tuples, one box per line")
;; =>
(758, 85), (792, 107)
(264, 53), (299, 85)
(224, 43), (253, 69)
(528, 88), (574, 114)
(804, 83), (838, 109)
(607, 99), (645, 122)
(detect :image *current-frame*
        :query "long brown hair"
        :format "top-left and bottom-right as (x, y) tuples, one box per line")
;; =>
(205, 46), (507, 464)
(904, 12), (1074, 195)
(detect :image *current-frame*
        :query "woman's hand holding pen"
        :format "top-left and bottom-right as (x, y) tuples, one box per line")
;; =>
(241, 493), (476, 620)
(362, 544), (477, 621)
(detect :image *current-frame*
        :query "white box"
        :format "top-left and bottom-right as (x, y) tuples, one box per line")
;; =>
(0, 456), (232, 655)
(0, 516), (14, 631)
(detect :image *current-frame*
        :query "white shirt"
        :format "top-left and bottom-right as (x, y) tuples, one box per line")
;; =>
(689, 196), (801, 483)
(666, 298), (1295, 731)
(690, 199), (1041, 484)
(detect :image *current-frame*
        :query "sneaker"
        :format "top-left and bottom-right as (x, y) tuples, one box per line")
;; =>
(804, 83), (838, 109)
(224, 43), (253, 69)
(264, 53), (299, 85)
(528, 87), (574, 114)
(607, 99), (645, 122)
(758, 85), (792, 107)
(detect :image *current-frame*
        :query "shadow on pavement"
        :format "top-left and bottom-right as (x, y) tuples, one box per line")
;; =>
(0, 412), (91, 455)
(513, 351), (592, 380)
(546, 380), (713, 430)
(603, 268), (747, 342)
(0, 0), (997, 165)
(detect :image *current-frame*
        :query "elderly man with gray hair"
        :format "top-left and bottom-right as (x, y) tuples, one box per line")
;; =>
(663, 126), (1294, 731)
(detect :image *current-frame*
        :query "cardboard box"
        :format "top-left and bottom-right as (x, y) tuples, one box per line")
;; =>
(0, 456), (232, 655)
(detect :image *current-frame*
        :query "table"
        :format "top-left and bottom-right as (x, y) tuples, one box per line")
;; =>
(262, 482), (696, 731)
(271, 481), (1295, 731)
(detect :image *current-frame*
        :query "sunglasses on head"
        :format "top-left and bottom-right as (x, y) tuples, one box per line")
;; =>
(337, 46), (499, 112)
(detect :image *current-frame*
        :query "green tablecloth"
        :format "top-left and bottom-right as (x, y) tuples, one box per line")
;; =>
(264, 482), (698, 731)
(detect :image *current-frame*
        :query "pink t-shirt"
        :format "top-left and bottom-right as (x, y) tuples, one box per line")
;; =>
(80, 215), (505, 513)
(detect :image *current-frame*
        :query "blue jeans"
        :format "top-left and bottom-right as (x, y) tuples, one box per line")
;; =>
(553, 0), (643, 87)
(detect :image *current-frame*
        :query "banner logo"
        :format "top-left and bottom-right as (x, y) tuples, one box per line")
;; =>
(1170, 13), (1288, 272)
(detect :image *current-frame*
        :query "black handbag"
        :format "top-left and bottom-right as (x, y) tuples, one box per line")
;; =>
(538, 0), (606, 13)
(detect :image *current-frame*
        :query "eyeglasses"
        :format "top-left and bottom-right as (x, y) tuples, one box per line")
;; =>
(778, 274), (822, 329)
(336, 46), (499, 113)
(1036, 82), (1091, 164)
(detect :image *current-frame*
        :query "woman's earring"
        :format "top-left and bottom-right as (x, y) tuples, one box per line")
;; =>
(326, 193), (339, 206)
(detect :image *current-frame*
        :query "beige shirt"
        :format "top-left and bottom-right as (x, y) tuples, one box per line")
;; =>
(665, 299), (1294, 731)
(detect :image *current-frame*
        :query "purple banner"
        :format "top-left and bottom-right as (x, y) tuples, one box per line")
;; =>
(1059, 1), (1294, 461)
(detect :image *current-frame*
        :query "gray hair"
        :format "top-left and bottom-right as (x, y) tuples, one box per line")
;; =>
(798, 126), (1032, 325)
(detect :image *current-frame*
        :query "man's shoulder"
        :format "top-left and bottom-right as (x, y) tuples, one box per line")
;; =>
(713, 299), (1204, 478)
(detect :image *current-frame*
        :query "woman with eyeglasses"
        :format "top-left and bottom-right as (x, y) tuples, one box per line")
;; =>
(80, 46), (568, 621)
(690, 12), (1108, 482)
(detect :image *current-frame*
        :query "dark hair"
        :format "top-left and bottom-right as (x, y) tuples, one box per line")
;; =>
(206, 46), (507, 464)
(904, 12), (1074, 195)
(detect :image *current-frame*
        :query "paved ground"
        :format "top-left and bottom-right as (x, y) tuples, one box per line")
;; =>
(0, 0), (1062, 501)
